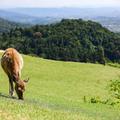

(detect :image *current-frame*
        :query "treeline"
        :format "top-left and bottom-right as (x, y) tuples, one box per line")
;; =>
(0, 19), (120, 64)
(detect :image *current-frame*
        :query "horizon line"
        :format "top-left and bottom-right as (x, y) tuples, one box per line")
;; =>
(1, 6), (120, 9)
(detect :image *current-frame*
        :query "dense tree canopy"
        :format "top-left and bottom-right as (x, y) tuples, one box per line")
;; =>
(0, 19), (120, 64)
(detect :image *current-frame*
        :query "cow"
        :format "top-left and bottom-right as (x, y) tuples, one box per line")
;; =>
(1, 48), (29, 100)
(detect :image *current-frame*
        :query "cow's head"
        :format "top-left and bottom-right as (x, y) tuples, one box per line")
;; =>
(15, 78), (29, 100)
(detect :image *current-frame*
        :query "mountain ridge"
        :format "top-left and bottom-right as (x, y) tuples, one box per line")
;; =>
(1, 8), (120, 32)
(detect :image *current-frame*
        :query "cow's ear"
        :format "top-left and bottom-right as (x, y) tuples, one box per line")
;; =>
(24, 78), (29, 83)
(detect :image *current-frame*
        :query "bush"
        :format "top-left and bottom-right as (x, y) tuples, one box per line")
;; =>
(109, 79), (120, 99)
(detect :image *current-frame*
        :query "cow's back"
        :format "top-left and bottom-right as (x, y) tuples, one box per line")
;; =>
(1, 48), (23, 77)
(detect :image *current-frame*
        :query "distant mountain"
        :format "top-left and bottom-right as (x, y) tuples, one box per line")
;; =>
(0, 9), (37, 24)
(7, 7), (120, 18)
(92, 16), (120, 33)
(8, 7), (120, 32)
(0, 9), (60, 25)
(1, 8), (120, 32)
(0, 17), (29, 33)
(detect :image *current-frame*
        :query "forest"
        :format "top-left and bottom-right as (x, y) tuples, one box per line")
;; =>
(0, 19), (120, 64)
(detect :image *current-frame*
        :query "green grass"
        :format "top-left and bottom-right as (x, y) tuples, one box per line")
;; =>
(0, 53), (120, 120)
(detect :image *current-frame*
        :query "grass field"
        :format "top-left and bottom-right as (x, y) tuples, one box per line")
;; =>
(0, 53), (120, 120)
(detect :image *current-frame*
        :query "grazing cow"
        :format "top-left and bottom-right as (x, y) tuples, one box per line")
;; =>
(1, 48), (29, 100)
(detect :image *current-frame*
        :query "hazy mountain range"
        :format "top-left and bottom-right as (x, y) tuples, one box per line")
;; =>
(0, 7), (120, 32)
(7, 7), (120, 18)
(0, 9), (60, 25)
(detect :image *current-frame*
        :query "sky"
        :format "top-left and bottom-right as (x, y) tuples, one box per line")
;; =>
(0, 0), (120, 8)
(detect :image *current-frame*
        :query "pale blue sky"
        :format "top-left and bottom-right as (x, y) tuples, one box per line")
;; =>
(0, 0), (120, 8)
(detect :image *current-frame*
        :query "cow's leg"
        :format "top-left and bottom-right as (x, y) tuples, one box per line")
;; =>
(8, 76), (14, 97)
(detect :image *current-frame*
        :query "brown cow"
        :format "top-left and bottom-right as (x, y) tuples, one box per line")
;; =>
(1, 48), (29, 100)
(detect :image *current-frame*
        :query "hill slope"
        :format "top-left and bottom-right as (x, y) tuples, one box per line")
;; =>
(0, 17), (29, 33)
(0, 53), (120, 120)
(0, 19), (119, 63)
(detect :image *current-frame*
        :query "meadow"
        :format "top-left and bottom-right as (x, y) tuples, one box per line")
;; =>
(0, 53), (120, 120)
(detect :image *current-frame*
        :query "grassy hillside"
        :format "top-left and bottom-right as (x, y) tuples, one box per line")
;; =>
(0, 53), (120, 120)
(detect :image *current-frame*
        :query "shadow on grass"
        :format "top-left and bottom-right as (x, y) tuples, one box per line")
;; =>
(0, 93), (17, 100)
